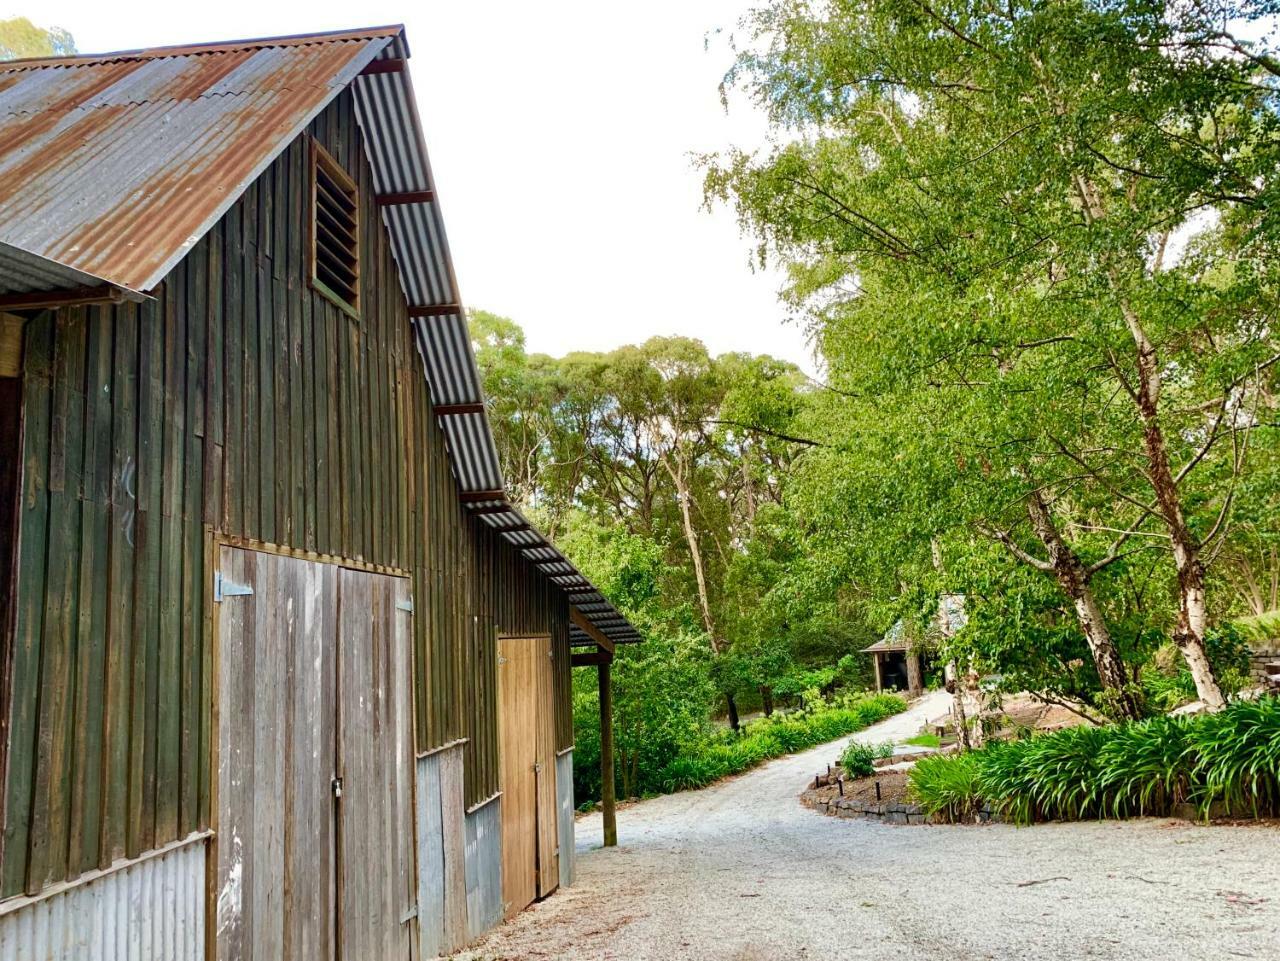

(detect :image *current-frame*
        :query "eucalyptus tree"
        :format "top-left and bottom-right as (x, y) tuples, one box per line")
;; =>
(709, 0), (1280, 709)
(0, 17), (74, 60)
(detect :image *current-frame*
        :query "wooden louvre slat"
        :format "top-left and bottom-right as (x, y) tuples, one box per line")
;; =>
(316, 202), (357, 244)
(310, 138), (360, 316)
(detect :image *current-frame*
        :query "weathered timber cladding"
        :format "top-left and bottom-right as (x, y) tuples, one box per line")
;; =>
(1, 90), (572, 897)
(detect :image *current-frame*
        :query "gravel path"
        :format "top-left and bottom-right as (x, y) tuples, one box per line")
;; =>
(454, 691), (1280, 961)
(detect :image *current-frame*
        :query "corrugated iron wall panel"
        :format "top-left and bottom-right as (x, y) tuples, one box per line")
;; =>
(555, 750), (575, 890)
(0, 836), (205, 961)
(463, 798), (503, 941)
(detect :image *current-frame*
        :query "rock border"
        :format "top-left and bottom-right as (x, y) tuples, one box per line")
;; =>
(807, 793), (1004, 824)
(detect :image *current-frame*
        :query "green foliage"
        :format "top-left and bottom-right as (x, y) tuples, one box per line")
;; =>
(906, 697), (1280, 823)
(1187, 696), (1280, 816)
(1143, 627), (1253, 710)
(654, 693), (905, 795)
(0, 17), (74, 60)
(904, 733), (942, 749)
(907, 753), (983, 823)
(839, 739), (895, 778)
(707, 0), (1280, 714)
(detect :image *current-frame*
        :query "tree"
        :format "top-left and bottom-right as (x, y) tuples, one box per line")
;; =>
(710, 0), (1280, 711)
(0, 17), (74, 60)
(469, 313), (831, 731)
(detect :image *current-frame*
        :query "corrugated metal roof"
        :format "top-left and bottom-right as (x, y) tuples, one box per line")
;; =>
(345, 36), (640, 648)
(0, 27), (399, 294)
(0, 25), (639, 649)
(0, 239), (123, 297)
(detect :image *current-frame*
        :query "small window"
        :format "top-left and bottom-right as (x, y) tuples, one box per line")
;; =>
(310, 140), (360, 317)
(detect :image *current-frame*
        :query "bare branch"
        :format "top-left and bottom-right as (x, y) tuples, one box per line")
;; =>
(980, 523), (1055, 572)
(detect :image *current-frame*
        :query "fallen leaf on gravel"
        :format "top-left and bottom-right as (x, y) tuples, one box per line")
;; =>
(1219, 890), (1268, 906)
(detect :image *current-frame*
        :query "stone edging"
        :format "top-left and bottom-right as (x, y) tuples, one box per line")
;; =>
(808, 795), (1004, 824)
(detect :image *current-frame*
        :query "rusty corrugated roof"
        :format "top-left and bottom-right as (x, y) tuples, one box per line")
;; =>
(0, 26), (402, 293)
(0, 25), (641, 648)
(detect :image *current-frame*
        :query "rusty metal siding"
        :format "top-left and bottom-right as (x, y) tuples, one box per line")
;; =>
(0, 834), (206, 961)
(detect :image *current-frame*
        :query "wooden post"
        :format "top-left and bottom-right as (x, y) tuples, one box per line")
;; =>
(598, 661), (617, 848)
(906, 651), (923, 696)
(872, 653), (883, 692)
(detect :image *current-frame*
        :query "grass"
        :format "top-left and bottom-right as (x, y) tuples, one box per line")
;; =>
(904, 733), (942, 748)
(907, 696), (1280, 824)
(657, 692), (907, 794)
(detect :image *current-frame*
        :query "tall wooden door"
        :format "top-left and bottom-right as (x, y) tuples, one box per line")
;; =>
(337, 568), (417, 961)
(497, 635), (558, 920)
(216, 548), (338, 961)
(216, 549), (415, 961)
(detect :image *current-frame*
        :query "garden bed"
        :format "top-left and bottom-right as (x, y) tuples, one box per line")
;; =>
(801, 768), (1004, 824)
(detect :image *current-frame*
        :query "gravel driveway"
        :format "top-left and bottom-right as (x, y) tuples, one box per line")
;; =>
(454, 691), (1280, 961)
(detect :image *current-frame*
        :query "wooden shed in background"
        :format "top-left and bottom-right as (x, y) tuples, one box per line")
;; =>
(0, 25), (639, 959)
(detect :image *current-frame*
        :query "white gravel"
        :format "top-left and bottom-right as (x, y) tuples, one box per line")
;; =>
(453, 690), (1280, 961)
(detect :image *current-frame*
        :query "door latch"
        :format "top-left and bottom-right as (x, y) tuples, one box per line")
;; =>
(332, 777), (344, 798)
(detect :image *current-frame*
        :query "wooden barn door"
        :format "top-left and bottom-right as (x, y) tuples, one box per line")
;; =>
(336, 568), (416, 961)
(216, 548), (339, 961)
(497, 635), (558, 919)
(216, 549), (415, 961)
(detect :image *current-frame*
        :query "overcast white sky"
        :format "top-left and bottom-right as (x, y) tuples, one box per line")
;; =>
(13, 1), (816, 372)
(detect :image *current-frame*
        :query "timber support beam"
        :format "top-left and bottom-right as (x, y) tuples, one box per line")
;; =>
(598, 660), (617, 847)
(375, 189), (435, 207)
(570, 605), (614, 654)
(0, 285), (130, 312)
(571, 650), (612, 668)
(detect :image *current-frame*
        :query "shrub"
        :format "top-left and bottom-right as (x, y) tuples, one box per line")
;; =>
(1187, 695), (1280, 816)
(905, 696), (1280, 824)
(908, 752), (983, 822)
(840, 740), (895, 778)
(650, 692), (908, 797)
(1095, 714), (1191, 817)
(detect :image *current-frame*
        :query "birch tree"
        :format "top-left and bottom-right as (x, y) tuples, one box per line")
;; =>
(709, 0), (1280, 710)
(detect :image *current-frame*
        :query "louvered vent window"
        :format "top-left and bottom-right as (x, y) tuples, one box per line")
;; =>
(310, 141), (360, 317)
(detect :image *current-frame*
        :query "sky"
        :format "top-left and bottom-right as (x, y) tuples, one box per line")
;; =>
(12, 1), (817, 373)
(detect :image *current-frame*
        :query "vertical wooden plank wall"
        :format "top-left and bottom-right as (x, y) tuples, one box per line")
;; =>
(0, 90), (575, 897)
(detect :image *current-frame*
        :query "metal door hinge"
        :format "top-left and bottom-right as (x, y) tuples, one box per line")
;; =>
(332, 777), (344, 798)
(396, 599), (414, 613)
(534, 762), (543, 774)
(214, 572), (254, 603)
(400, 904), (418, 925)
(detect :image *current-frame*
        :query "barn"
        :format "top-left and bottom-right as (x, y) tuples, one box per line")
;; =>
(0, 25), (638, 959)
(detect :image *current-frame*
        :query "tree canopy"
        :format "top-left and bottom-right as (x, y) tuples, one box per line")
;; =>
(705, 0), (1280, 717)
(0, 17), (75, 60)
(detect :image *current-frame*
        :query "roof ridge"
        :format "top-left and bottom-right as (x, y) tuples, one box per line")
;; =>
(0, 24), (404, 70)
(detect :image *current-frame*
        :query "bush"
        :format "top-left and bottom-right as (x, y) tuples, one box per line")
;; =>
(651, 692), (908, 797)
(1188, 696), (1280, 816)
(840, 740), (894, 778)
(906, 697), (1280, 824)
(907, 752), (983, 822)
